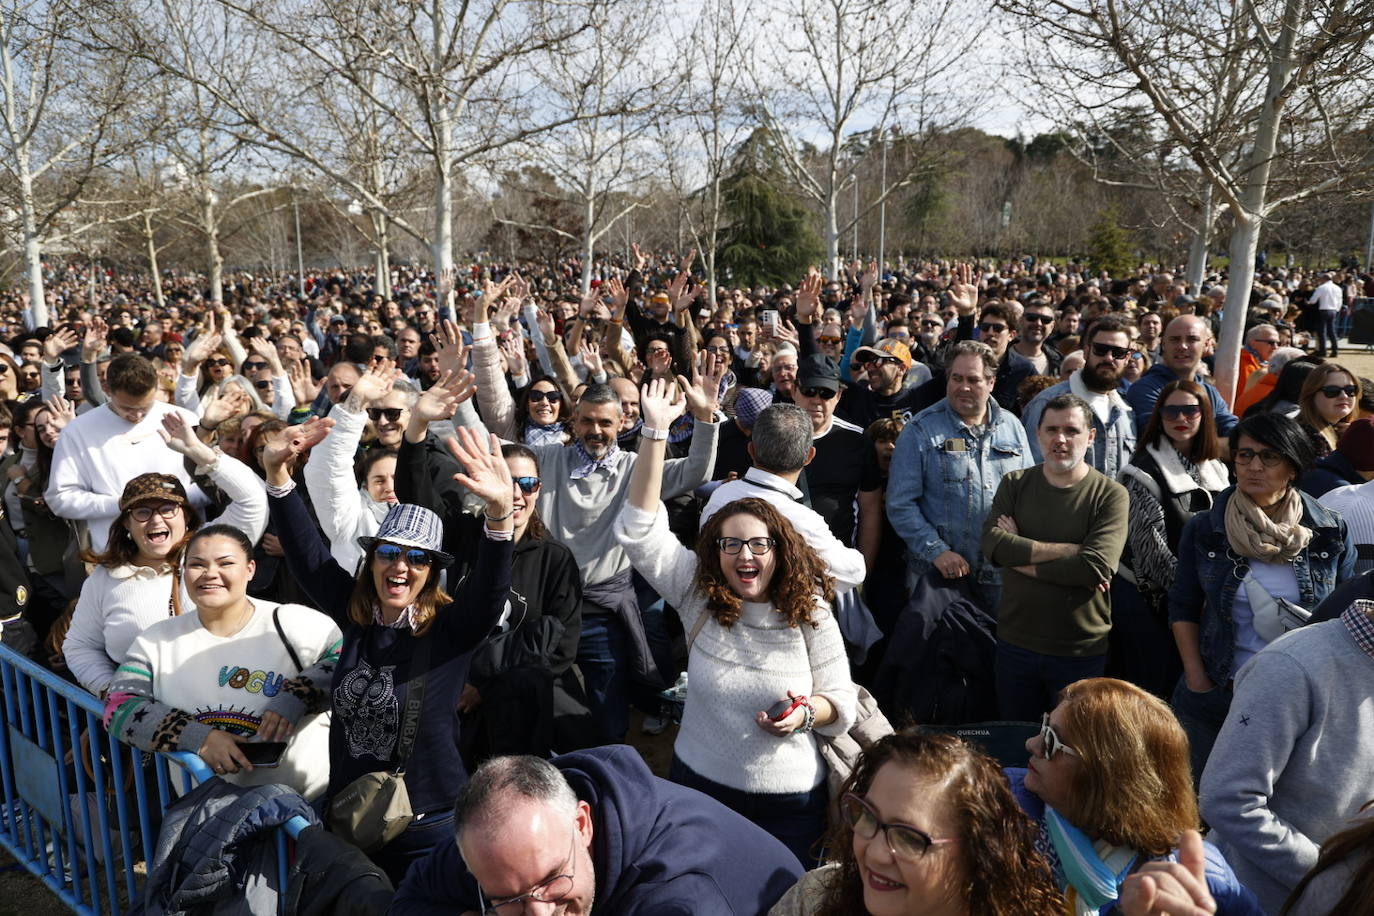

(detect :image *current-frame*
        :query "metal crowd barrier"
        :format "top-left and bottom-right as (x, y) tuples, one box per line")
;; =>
(0, 642), (309, 914)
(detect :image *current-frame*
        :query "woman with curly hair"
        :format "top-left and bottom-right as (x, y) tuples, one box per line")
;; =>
(615, 375), (857, 868)
(1012, 678), (1263, 915)
(769, 730), (1064, 916)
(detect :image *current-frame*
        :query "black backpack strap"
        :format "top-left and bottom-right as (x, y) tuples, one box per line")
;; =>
(272, 606), (304, 674)
(394, 635), (431, 768)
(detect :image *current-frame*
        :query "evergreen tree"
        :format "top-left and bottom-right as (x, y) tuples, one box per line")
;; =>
(1085, 207), (1134, 277)
(717, 129), (822, 288)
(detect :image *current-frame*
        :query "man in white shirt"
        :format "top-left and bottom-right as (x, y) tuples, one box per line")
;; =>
(46, 354), (202, 552)
(1311, 271), (1344, 357)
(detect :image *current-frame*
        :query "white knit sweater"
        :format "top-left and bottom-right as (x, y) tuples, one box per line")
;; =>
(63, 453), (270, 695)
(615, 503), (857, 794)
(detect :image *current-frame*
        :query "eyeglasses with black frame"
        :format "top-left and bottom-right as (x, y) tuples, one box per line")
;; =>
(716, 536), (776, 556)
(839, 793), (959, 862)
(129, 502), (181, 523)
(478, 830), (576, 914)
(1038, 712), (1081, 760)
(373, 544), (433, 567)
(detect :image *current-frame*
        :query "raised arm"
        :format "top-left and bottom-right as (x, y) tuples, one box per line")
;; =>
(160, 412), (269, 544)
(659, 354), (724, 499)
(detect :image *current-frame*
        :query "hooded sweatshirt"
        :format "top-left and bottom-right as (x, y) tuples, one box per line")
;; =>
(391, 745), (803, 916)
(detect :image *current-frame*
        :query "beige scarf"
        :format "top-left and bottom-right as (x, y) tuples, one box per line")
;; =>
(1225, 487), (1312, 562)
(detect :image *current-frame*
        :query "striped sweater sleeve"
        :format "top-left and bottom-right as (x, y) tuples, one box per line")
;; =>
(102, 638), (214, 756)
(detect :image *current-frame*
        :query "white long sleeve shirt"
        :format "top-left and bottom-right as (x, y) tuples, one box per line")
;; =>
(45, 400), (204, 552)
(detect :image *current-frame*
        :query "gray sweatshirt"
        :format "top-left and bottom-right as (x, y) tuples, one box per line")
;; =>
(1199, 607), (1374, 916)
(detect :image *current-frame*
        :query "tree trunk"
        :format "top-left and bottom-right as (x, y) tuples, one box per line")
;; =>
(373, 210), (391, 298)
(145, 212), (165, 307)
(580, 192), (596, 296)
(824, 189), (841, 279)
(1212, 0), (1300, 406)
(17, 152), (48, 327)
(204, 188), (223, 306)
(1184, 186), (1213, 293)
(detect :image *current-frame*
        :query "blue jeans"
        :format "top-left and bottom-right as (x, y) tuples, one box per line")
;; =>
(373, 807), (454, 887)
(995, 641), (1106, 722)
(576, 613), (629, 744)
(1170, 677), (1233, 787)
(668, 755), (827, 869)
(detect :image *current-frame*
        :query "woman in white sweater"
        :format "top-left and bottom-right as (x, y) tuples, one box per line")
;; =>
(615, 375), (857, 868)
(63, 414), (268, 696)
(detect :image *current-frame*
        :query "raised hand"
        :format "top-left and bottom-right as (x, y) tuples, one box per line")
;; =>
(413, 370), (476, 423)
(286, 359), (319, 406)
(446, 428), (515, 517)
(43, 394), (76, 432)
(579, 341), (603, 377)
(849, 295), (869, 326)
(201, 384), (249, 430)
(159, 412), (216, 465)
(795, 270), (823, 322)
(434, 319), (468, 376)
(499, 335), (527, 378)
(604, 276), (629, 316)
(949, 262), (981, 317)
(631, 243), (648, 273)
(260, 417), (336, 480)
(43, 327), (80, 362)
(678, 248), (697, 274)
(82, 316), (109, 360)
(773, 319), (800, 347)
(1118, 830), (1215, 916)
(679, 352), (722, 421)
(534, 307), (557, 344)
(183, 330), (222, 373)
(437, 267), (457, 313)
(248, 336), (284, 374)
(639, 375), (686, 431)
(860, 259), (879, 292)
(347, 359), (400, 408)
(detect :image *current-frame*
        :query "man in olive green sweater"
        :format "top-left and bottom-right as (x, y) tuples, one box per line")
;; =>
(981, 393), (1129, 721)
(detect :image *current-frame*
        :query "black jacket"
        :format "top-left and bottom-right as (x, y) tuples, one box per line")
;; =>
(1299, 450), (1364, 498)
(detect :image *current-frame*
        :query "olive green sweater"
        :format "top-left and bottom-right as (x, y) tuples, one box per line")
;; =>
(981, 465), (1128, 656)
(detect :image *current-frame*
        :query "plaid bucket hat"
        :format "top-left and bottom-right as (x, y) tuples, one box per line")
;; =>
(357, 504), (454, 566)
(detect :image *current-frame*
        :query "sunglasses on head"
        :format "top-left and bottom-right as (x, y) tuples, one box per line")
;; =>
(799, 386), (837, 400)
(527, 389), (560, 404)
(1091, 342), (1131, 361)
(514, 476), (540, 494)
(1161, 404), (1201, 419)
(1319, 384), (1358, 398)
(374, 544), (433, 567)
(366, 407), (405, 422)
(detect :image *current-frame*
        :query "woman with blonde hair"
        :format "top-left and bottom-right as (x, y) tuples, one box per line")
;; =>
(1296, 361), (1360, 458)
(1014, 678), (1262, 915)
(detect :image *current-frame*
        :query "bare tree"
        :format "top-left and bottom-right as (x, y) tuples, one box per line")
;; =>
(0, 0), (140, 325)
(1001, 0), (1374, 402)
(749, 0), (978, 277)
(493, 4), (668, 293)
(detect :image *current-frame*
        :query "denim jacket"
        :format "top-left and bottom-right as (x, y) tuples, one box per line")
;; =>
(886, 398), (1033, 584)
(1168, 487), (1354, 685)
(1021, 375), (1137, 481)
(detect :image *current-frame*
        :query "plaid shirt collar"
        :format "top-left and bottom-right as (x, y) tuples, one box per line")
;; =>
(1343, 600), (1374, 660)
(373, 603), (420, 632)
(570, 438), (620, 480)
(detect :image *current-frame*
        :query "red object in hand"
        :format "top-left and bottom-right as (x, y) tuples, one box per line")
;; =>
(766, 695), (808, 722)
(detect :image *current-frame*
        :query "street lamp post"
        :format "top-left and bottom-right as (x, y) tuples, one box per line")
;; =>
(292, 192), (305, 296)
(878, 129), (888, 273)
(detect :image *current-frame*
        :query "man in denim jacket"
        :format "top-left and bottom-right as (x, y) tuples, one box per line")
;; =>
(887, 340), (1032, 611)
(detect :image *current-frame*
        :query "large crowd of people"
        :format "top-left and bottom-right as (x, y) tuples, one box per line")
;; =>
(1, 252), (1372, 914)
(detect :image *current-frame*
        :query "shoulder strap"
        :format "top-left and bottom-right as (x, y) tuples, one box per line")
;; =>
(687, 611), (709, 648)
(394, 635), (431, 766)
(272, 606), (303, 673)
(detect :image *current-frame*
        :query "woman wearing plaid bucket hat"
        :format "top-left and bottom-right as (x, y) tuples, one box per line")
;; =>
(62, 413), (268, 697)
(257, 419), (515, 882)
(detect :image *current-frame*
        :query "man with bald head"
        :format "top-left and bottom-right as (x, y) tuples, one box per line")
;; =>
(391, 747), (802, 915)
(1124, 314), (1238, 436)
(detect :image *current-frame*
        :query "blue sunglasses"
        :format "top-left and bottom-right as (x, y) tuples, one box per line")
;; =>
(514, 476), (540, 494)
(374, 544), (434, 567)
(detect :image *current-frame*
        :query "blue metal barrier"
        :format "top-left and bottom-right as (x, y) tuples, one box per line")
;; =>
(0, 643), (304, 914)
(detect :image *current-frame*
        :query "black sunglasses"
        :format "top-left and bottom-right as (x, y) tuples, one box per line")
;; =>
(242, 361), (269, 372)
(1319, 385), (1358, 398)
(366, 407), (405, 422)
(799, 386), (837, 400)
(1022, 313), (1055, 324)
(1091, 342), (1131, 361)
(978, 323), (1008, 334)
(527, 390), (560, 404)
(206, 358), (231, 368)
(1161, 404), (1201, 419)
